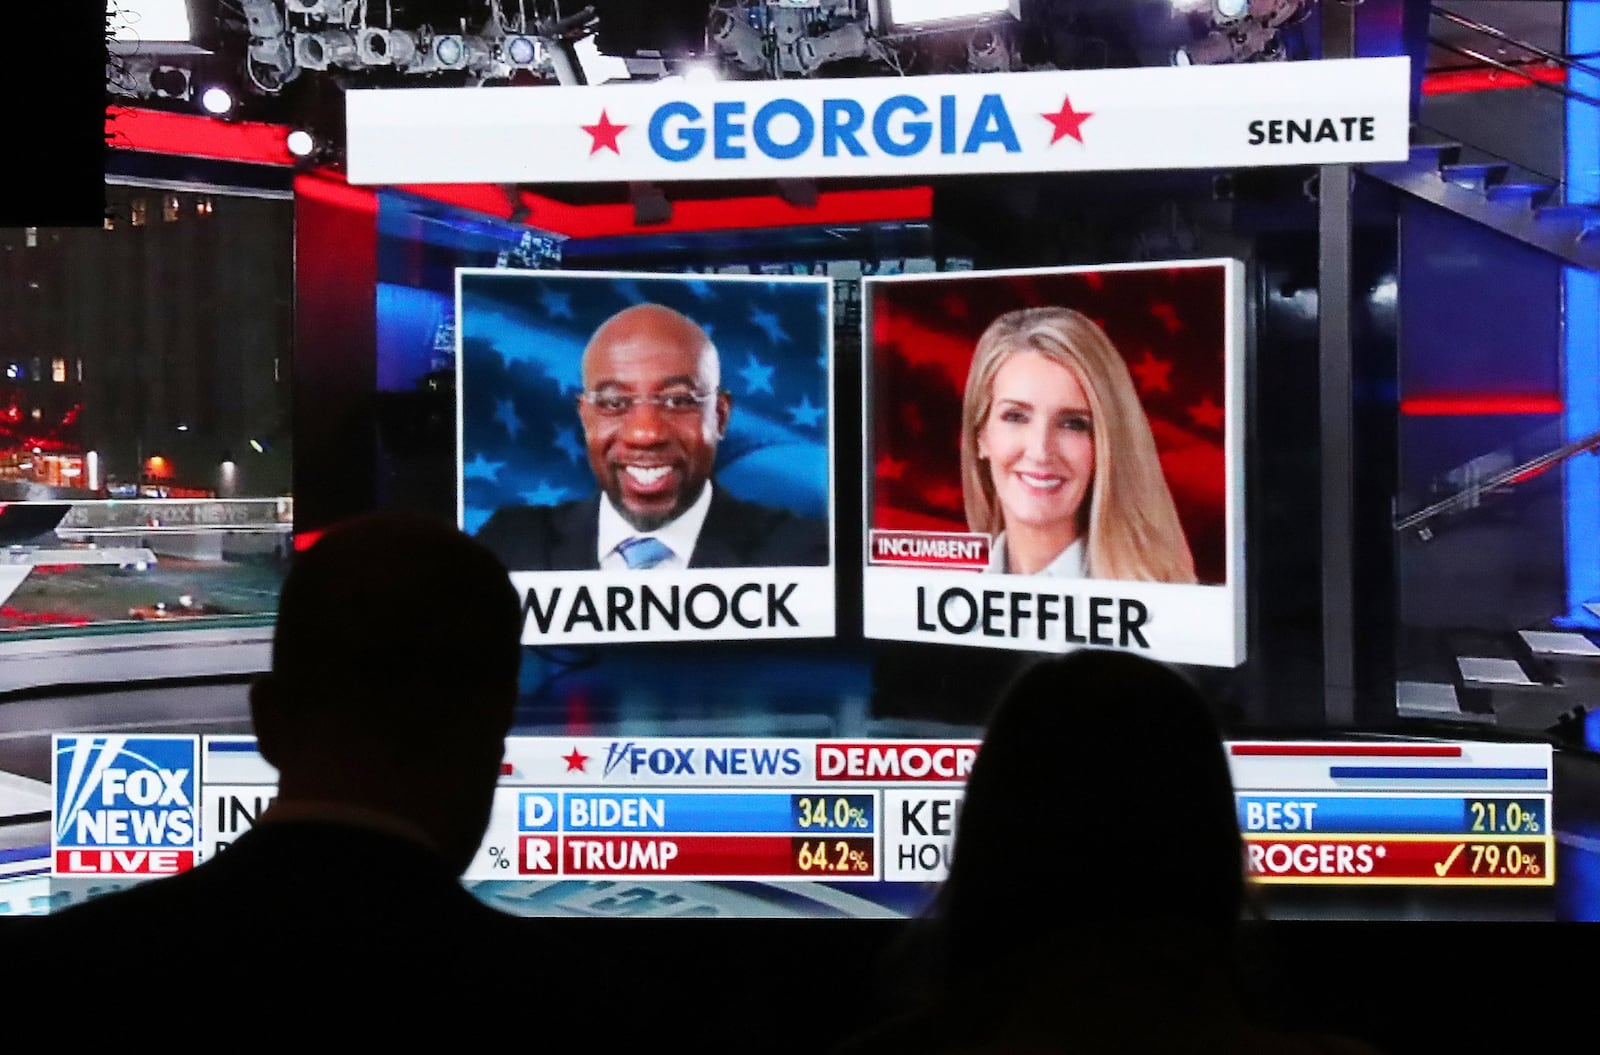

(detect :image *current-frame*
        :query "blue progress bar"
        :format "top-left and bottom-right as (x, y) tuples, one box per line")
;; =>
(0, 845), (48, 865)
(207, 741), (260, 753)
(1329, 767), (1548, 780)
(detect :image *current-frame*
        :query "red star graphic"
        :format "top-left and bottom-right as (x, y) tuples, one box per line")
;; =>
(582, 110), (628, 155)
(1150, 301), (1183, 334)
(877, 455), (908, 481)
(1130, 350), (1174, 394)
(1188, 396), (1225, 430)
(927, 482), (964, 512)
(562, 747), (590, 772)
(1041, 96), (1093, 145)
(901, 403), (924, 436)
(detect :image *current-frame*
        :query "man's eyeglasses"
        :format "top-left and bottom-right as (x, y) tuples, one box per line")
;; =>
(579, 390), (718, 416)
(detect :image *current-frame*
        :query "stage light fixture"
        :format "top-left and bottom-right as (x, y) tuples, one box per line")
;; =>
(285, 0), (345, 19)
(710, 8), (766, 73)
(295, 29), (359, 71)
(199, 86), (235, 115)
(795, 23), (873, 74)
(249, 35), (296, 78)
(504, 34), (542, 67)
(357, 27), (418, 67)
(434, 34), (462, 68)
(286, 130), (316, 157)
(966, 26), (1010, 72)
(147, 65), (191, 99)
(432, 34), (494, 71)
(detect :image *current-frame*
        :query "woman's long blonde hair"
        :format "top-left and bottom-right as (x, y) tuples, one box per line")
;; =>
(960, 307), (1197, 584)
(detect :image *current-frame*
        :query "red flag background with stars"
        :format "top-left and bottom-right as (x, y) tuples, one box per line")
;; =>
(867, 265), (1229, 585)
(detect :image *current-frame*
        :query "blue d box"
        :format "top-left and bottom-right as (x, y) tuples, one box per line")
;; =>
(519, 793), (558, 831)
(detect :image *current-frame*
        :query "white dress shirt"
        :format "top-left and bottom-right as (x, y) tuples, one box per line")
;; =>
(597, 482), (715, 570)
(985, 533), (1087, 578)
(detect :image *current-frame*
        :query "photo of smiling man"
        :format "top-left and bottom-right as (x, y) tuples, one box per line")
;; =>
(457, 269), (835, 644)
(477, 301), (827, 571)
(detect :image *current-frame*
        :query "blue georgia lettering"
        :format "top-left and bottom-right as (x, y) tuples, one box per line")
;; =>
(713, 100), (747, 160)
(649, 101), (704, 162)
(940, 94), (958, 154)
(964, 93), (1020, 154)
(822, 98), (867, 157)
(873, 94), (931, 157)
(753, 98), (814, 160)
(646, 92), (1020, 163)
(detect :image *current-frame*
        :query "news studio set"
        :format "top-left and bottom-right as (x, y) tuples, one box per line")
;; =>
(1, 0), (1599, 1046)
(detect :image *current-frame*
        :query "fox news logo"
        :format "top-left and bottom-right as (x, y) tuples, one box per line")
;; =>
(600, 741), (803, 779)
(53, 735), (199, 876)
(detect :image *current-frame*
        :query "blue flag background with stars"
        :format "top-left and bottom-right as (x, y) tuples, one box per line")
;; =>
(458, 271), (832, 535)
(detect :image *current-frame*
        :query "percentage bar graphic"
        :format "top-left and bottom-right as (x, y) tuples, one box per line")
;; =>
(517, 834), (880, 880)
(792, 838), (876, 875)
(1234, 795), (1548, 834)
(1247, 836), (1552, 885)
(546, 791), (876, 834)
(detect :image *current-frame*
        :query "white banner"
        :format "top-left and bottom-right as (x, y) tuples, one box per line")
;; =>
(346, 58), (1411, 185)
(883, 788), (964, 882)
(501, 737), (815, 786)
(863, 567), (1244, 666)
(509, 568), (835, 644)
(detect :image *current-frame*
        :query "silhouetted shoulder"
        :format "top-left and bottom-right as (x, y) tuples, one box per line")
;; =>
(4, 824), (600, 1026)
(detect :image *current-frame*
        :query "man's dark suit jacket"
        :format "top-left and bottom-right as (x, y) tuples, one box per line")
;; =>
(476, 487), (829, 571)
(3, 822), (601, 1026)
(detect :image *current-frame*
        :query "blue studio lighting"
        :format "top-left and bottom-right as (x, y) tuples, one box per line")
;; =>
(1564, 4), (1600, 626)
(435, 35), (465, 67)
(506, 34), (539, 66)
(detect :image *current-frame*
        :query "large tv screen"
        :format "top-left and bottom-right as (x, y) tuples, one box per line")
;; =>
(3, 20), (1597, 926)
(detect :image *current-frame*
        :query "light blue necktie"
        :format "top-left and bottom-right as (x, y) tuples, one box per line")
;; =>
(616, 536), (674, 570)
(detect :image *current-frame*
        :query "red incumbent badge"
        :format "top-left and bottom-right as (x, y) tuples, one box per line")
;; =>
(1041, 96), (1093, 145)
(582, 109), (628, 155)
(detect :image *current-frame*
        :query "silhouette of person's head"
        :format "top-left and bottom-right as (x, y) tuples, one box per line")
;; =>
(249, 512), (522, 875)
(934, 649), (1243, 989)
